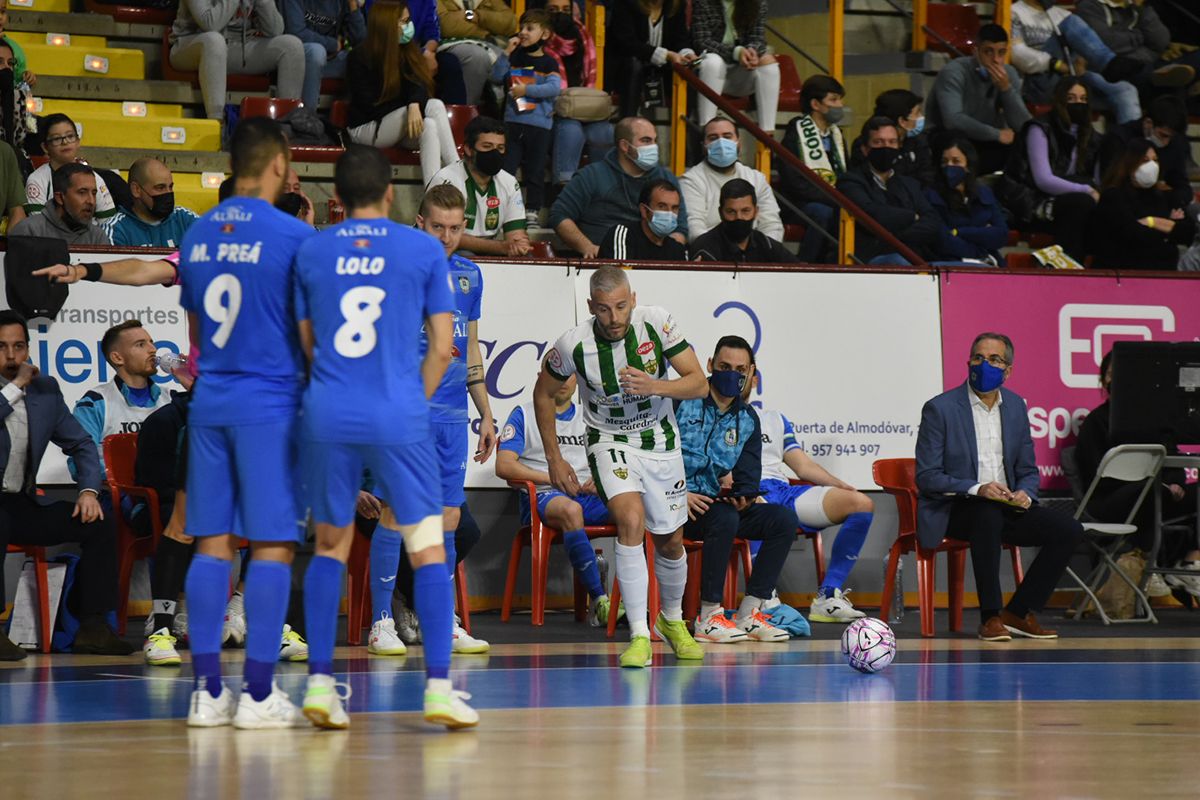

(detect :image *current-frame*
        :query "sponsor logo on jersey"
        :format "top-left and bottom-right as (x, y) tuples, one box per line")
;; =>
(637, 341), (654, 355)
(458, 276), (471, 293)
(354, 238), (370, 248)
(613, 467), (628, 480)
(673, 479), (686, 490)
(221, 223), (235, 234)
(451, 344), (461, 358)
(546, 348), (564, 371)
(499, 423), (516, 442)
(486, 196), (501, 209)
(642, 359), (658, 375)
(724, 428), (739, 446)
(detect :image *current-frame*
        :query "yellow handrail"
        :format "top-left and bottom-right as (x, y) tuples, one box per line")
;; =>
(912, 0), (928, 52)
(829, 0), (844, 82)
(994, 0), (1012, 40)
(588, 0), (605, 91)
(512, 0), (525, 18)
(670, 70), (688, 176)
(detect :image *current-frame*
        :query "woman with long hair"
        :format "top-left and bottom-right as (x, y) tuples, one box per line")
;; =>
(925, 135), (1009, 265)
(605, 0), (694, 118)
(692, 0), (780, 137)
(1089, 137), (1195, 270)
(347, 0), (458, 186)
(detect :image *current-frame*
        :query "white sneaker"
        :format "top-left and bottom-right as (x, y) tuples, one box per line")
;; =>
(279, 625), (309, 662)
(368, 613), (408, 656)
(394, 600), (422, 645)
(302, 674), (352, 730)
(1165, 561), (1200, 597)
(424, 679), (479, 729)
(233, 684), (305, 730)
(809, 588), (868, 623)
(762, 589), (782, 612)
(187, 684), (238, 727)
(693, 609), (748, 643)
(737, 609), (790, 642)
(452, 620), (490, 654)
(525, 210), (540, 228)
(144, 628), (182, 666)
(222, 592), (246, 647)
(173, 609), (189, 641)
(1145, 572), (1172, 598)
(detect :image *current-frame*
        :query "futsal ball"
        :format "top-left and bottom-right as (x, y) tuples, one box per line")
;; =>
(840, 617), (896, 674)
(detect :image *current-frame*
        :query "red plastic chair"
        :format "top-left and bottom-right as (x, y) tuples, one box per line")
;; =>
(85, 0), (175, 25)
(528, 241), (557, 259)
(872, 458), (1024, 638)
(239, 96), (302, 121)
(445, 104), (479, 157)
(345, 524), (471, 645)
(776, 54), (803, 113)
(500, 480), (617, 626)
(103, 433), (164, 635)
(4, 544), (52, 653)
(788, 479), (826, 586)
(926, 3), (982, 55)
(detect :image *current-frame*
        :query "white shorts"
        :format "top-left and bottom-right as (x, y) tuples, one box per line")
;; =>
(793, 485), (834, 529)
(588, 443), (687, 535)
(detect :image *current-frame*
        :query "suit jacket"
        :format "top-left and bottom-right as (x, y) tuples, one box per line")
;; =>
(691, 0), (767, 61)
(914, 382), (1039, 549)
(837, 162), (943, 261)
(0, 373), (102, 501)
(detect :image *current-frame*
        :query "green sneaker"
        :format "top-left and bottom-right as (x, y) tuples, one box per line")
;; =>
(619, 635), (652, 668)
(590, 596), (627, 627)
(654, 613), (705, 660)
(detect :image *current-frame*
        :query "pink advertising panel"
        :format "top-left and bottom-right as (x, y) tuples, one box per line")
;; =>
(939, 271), (1200, 489)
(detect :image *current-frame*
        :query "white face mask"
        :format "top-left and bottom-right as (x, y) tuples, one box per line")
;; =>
(1133, 160), (1160, 189)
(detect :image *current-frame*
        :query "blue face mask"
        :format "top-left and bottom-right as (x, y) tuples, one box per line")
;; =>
(710, 370), (747, 398)
(399, 20), (415, 44)
(646, 208), (677, 237)
(707, 138), (739, 168)
(631, 143), (659, 170)
(977, 65), (990, 80)
(910, 116), (925, 136)
(969, 360), (1006, 393)
(944, 165), (968, 186)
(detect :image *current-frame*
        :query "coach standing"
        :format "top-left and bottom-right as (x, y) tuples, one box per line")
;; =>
(915, 332), (1082, 642)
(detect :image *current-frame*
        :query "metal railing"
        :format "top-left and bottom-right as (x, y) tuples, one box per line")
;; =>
(669, 62), (928, 267)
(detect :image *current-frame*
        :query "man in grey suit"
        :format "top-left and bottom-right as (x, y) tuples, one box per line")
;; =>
(0, 310), (133, 660)
(915, 331), (1083, 642)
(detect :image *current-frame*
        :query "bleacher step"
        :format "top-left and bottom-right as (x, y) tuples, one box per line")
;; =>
(6, 31), (108, 50)
(24, 42), (144, 80)
(35, 98), (184, 118)
(69, 114), (220, 151)
(33, 75), (201, 105)
(84, 146), (229, 174)
(7, 0), (73, 16)
(9, 9), (164, 40)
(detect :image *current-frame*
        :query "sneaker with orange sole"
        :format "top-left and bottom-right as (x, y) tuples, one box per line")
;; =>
(693, 609), (748, 643)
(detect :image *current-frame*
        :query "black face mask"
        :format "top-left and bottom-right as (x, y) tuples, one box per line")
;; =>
(523, 41), (544, 53)
(473, 148), (504, 177)
(867, 146), (900, 173)
(58, 202), (88, 231)
(1066, 102), (1090, 126)
(551, 12), (576, 37)
(143, 190), (175, 220)
(275, 192), (307, 218)
(720, 217), (754, 243)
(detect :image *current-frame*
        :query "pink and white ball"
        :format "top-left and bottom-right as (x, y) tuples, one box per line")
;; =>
(840, 618), (897, 674)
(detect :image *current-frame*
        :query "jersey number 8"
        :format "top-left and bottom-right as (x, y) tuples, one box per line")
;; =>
(334, 286), (387, 358)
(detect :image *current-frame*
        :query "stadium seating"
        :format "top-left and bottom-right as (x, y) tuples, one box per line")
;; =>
(103, 433), (164, 636)
(789, 479), (826, 585)
(925, 2), (981, 56)
(4, 544), (52, 653)
(83, 0), (176, 26)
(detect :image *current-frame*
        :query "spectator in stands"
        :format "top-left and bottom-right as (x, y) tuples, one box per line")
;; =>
(491, 9), (562, 226)
(0, 0), (35, 88)
(678, 335), (794, 645)
(605, 0), (694, 119)
(916, 332), (1084, 641)
(925, 136), (1009, 266)
(437, 0), (518, 105)
(598, 179), (688, 260)
(1101, 94), (1192, 208)
(1002, 77), (1100, 264)
(11, 164), (108, 245)
(544, 0), (614, 188)
(692, 178), (796, 264)
(1012, 0), (1156, 125)
(850, 89), (935, 188)
(0, 140), (24, 231)
(550, 115), (686, 257)
(1090, 137), (1195, 270)
(282, 0), (367, 111)
(105, 158), (200, 248)
(26, 114), (116, 223)
(780, 75), (847, 264)
(407, 0), (469, 104)
(837, 116), (941, 265)
(347, 0), (458, 187)
(680, 116), (782, 243)
(427, 116), (531, 256)
(0, 41), (33, 164)
(278, 165), (315, 225)
(170, 0), (307, 122)
(926, 24), (1032, 174)
(0, 311), (134, 661)
(692, 0), (779, 139)
(1076, 0), (1200, 99)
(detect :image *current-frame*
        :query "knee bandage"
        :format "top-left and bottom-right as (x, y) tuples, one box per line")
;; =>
(401, 514), (444, 552)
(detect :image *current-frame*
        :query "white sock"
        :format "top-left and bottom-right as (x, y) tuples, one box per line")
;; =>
(737, 594), (765, 621)
(754, 61), (781, 134)
(699, 601), (722, 622)
(426, 677), (452, 695)
(615, 543), (650, 638)
(654, 552), (687, 622)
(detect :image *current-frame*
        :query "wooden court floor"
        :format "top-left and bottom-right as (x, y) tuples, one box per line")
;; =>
(3, 635), (1200, 799)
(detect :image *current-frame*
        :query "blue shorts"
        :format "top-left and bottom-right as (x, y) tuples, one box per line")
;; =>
(520, 490), (610, 527)
(434, 421), (467, 509)
(187, 420), (301, 542)
(760, 478), (815, 508)
(304, 439), (441, 527)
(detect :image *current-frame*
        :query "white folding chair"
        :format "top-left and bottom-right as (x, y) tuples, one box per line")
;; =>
(1061, 444), (1166, 625)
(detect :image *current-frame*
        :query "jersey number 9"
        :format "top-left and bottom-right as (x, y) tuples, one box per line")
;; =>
(203, 273), (243, 349)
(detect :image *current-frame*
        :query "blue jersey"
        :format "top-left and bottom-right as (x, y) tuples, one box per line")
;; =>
(422, 253), (482, 423)
(178, 196), (314, 425)
(295, 218), (455, 444)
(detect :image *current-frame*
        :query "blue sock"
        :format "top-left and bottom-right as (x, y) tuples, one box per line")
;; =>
(562, 530), (604, 598)
(304, 555), (345, 677)
(184, 553), (232, 697)
(369, 525), (403, 621)
(820, 512), (873, 595)
(443, 531), (457, 579)
(414, 562), (453, 680)
(243, 559), (292, 701)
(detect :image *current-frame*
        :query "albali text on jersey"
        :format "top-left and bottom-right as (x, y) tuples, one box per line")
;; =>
(421, 252), (483, 423)
(544, 305), (689, 456)
(676, 393), (763, 498)
(498, 402), (592, 493)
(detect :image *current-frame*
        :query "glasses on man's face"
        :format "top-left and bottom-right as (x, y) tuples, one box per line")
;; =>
(46, 133), (79, 147)
(970, 353), (1009, 367)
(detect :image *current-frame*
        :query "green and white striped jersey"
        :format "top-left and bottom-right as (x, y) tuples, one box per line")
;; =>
(545, 305), (690, 456)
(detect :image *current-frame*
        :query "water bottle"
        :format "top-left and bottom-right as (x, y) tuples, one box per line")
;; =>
(156, 351), (187, 374)
(887, 558), (904, 624)
(595, 549), (608, 594)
